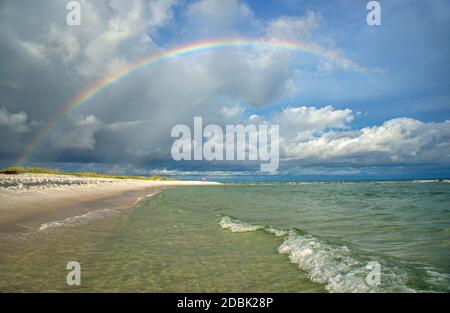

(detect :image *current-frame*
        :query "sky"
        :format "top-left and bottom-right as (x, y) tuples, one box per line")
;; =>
(0, 0), (449, 180)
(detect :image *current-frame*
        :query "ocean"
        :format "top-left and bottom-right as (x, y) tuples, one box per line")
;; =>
(0, 181), (449, 292)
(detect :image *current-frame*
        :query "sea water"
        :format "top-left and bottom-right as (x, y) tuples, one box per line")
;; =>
(0, 181), (448, 292)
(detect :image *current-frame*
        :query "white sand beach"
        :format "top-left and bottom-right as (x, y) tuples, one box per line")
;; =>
(0, 173), (220, 231)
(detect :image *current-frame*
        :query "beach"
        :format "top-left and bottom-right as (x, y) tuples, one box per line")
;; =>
(0, 178), (448, 292)
(0, 173), (220, 232)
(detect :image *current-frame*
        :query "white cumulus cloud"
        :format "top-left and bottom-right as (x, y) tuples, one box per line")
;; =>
(282, 117), (450, 165)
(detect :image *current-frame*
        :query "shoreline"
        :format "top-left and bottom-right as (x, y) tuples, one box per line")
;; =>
(0, 173), (221, 233)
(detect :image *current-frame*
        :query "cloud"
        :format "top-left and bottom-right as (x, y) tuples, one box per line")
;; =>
(282, 117), (450, 165)
(45, 106), (450, 169)
(266, 12), (322, 41)
(0, 0), (448, 177)
(76, 0), (179, 77)
(237, 105), (450, 167)
(4, 0), (180, 78)
(264, 12), (362, 72)
(45, 24), (81, 64)
(50, 115), (102, 150)
(186, 0), (254, 36)
(147, 168), (258, 177)
(0, 107), (31, 133)
(272, 106), (354, 141)
(141, 0), (178, 29)
(16, 40), (47, 63)
(219, 104), (245, 120)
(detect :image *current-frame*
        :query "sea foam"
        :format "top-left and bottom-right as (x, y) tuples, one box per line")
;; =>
(219, 216), (419, 293)
(39, 191), (160, 231)
(39, 208), (120, 231)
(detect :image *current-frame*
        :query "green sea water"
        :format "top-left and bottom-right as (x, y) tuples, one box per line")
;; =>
(0, 181), (449, 292)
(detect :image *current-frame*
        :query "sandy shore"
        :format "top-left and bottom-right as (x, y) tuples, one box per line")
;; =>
(0, 173), (221, 232)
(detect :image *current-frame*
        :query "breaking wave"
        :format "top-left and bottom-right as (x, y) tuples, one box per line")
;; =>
(412, 179), (450, 183)
(219, 216), (448, 293)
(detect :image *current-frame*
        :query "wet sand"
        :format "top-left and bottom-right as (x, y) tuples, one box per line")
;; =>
(0, 174), (221, 233)
(0, 188), (155, 232)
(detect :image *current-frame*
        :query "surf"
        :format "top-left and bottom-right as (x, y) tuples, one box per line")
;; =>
(219, 215), (447, 293)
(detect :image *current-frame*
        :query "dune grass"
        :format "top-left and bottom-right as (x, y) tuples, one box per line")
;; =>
(0, 167), (174, 181)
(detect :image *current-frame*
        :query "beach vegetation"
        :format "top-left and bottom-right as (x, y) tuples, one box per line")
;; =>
(0, 167), (175, 181)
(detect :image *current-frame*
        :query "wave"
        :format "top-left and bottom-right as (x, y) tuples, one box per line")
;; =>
(39, 208), (120, 231)
(39, 190), (161, 232)
(134, 190), (161, 205)
(219, 216), (264, 233)
(218, 216), (448, 293)
(220, 216), (287, 236)
(413, 179), (450, 183)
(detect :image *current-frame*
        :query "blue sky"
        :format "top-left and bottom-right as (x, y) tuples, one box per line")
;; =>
(244, 0), (450, 126)
(0, 0), (449, 180)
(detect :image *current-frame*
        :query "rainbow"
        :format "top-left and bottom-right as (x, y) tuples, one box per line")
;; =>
(14, 37), (355, 166)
